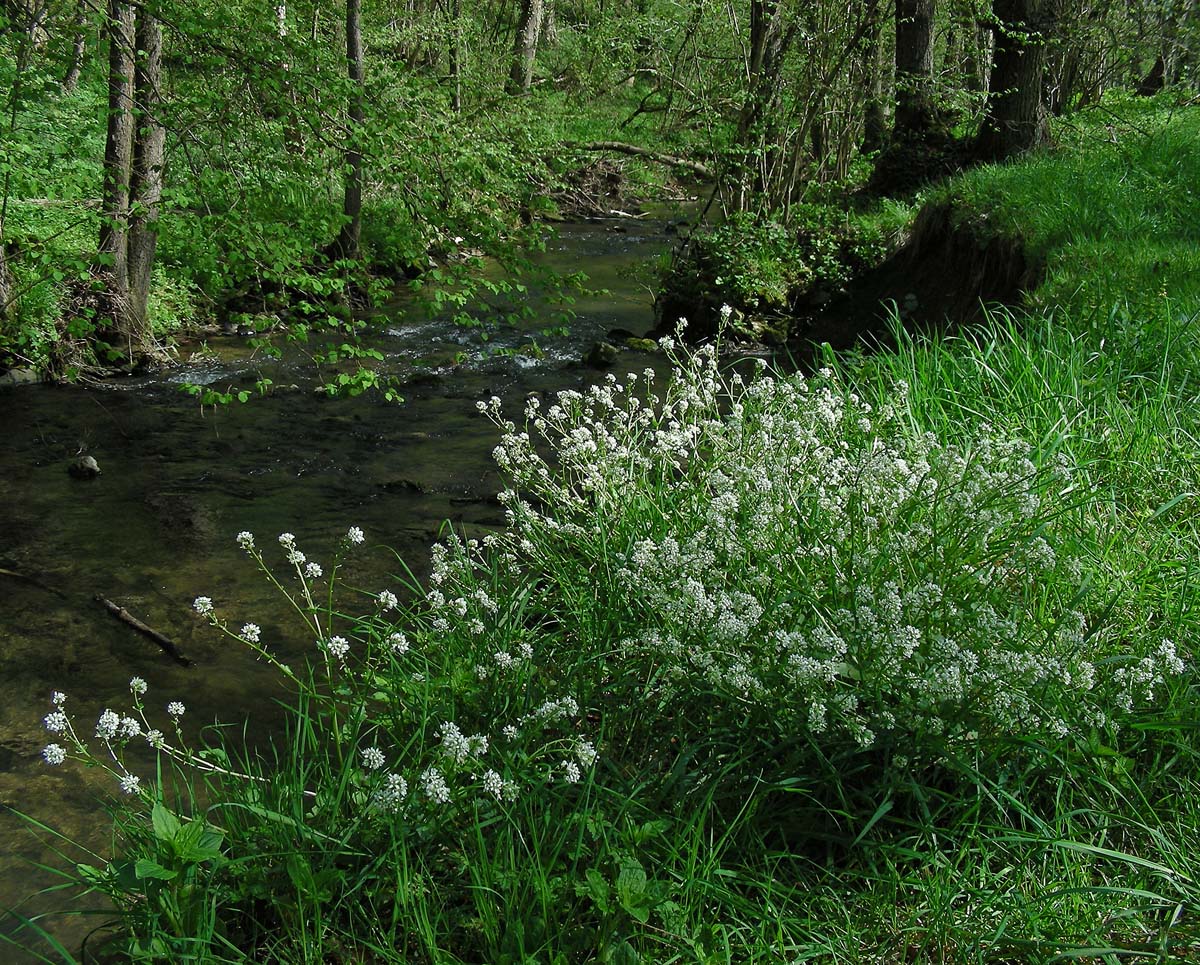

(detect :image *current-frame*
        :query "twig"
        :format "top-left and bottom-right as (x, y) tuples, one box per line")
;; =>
(95, 595), (193, 668)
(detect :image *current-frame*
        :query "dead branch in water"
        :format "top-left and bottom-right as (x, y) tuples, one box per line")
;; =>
(95, 596), (193, 668)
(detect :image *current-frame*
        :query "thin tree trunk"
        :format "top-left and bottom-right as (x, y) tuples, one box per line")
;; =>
(99, 0), (135, 329)
(126, 6), (164, 338)
(894, 0), (937, 138)
(61, 0), (88, 92)
(506, 0), (544, 94)
(334, 0), (364, 260)
(731, 0), (796, 207)
(862, 14), (888, 152)
(449, 0), (462, 112)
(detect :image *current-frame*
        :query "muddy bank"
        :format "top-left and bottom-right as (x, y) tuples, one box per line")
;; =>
(792, 198), (1043, 352)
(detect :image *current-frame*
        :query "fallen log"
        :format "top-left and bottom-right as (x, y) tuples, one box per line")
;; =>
(95, 595), (193, 668)
(564, 141), (714, 180)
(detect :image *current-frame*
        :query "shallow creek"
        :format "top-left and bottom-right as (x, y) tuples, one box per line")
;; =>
(0, 216), (693, 959)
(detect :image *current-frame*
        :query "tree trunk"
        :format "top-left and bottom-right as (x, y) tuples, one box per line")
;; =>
(126, 7), (164, 336)
(894, 0), (937, 138)
(731, 0), (796, 207)
(333, 0), (364, 260)
(861, 15), (888, 152)
(449, 0), (462, 112)
(975, 0), (1056, 161)
(0, 244), (13, 322)
(61, 0), (88, 92)
(98, 0), (135, 330)
(506, 0), (544, 94)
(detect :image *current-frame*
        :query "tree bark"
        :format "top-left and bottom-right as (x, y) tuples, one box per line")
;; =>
(506, 0), (544, 94)
(61, 0), (88, 92)
(126, 6), (164, 336)
(975, 0), (1057, 161)
(333, 0), (364, 260)
(894, 0), (937, 138)
(861, 14), (888, 152)
(449, 0), (462, 112)
(98, 0), (135, 329)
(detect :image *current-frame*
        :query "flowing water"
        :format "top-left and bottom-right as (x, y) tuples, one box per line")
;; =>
(0, 216), (692, 960)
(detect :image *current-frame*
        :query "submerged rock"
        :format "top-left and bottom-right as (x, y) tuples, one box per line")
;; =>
(68, 455), (101, 479)
(584, 341), (619, 369)
(623, 337), (659, 352)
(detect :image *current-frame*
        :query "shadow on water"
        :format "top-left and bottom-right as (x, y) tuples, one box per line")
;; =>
(0, 216), (695, 961)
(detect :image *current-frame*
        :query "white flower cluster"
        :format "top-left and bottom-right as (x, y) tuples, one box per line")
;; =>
(37, 682), (201, 797)
(473, 342), (1186, 754)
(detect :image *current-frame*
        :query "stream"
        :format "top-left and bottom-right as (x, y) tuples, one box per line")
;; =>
(0, 215), (693, 960)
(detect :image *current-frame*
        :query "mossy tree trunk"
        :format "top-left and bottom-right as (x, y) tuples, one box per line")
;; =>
(975, 0), (1058, 162)
(98, 0), (136, 343)
(127, 8), (164, 335)
(97, 0), (164, 357)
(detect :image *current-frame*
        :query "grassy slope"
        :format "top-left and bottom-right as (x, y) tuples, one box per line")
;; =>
(826, 96), (1200, 960)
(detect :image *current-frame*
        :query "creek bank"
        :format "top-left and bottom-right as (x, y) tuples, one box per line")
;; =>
(654, 197), (1039, 353)
(795, 198), (1041, 352)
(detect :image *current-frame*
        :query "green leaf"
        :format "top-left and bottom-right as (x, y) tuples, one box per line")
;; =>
(151, 801), (181, 843)
(616, 861), (651, 923)
(583, 867), (609, 913)
(134, 859), (178, 881)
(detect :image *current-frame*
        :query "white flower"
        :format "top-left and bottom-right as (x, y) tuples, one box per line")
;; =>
(575, 740), (598, 766)
(361, 746), (386, 771)
(119, 716), (142, 738)
(119, 772), (141, 795)
(388, 632), (409, 655)
(325, 636), (350, 661)
(561, 761), (582, 784)
(347, 526), (365, 545)
(42, 744), (66, 765)
(236, 531), (255, 550)
(43, 711), (68, 734)
(372, 773), (408, 813)
(481, 769), (504, 800)
(304, 562), (323, 579)
(51, 691), (67, 706)
(286, 549), (306, 566)
(420, 767), (451, 804)
(278, 532), (296, 547)
(439, 722), (471, 764)
(145, 729), (165, 749)
(193, 596), (214, 615)
(502, 724), (519, 741)
(167, 701), (186, 719)
(241, 623), (261, 643)
(96, 709), (120, 740)
(378, 590), (398, 611)
(129, 677), (148, 696)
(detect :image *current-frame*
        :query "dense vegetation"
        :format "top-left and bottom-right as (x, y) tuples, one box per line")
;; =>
(4, 0), (1200, 962)
(3, 0), (1198, 371)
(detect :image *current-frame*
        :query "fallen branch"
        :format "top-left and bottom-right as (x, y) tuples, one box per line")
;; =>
(0, 566), (66, 597)
(564, 141), (714, 180)
(95, 595), (193, 668)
